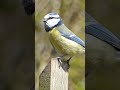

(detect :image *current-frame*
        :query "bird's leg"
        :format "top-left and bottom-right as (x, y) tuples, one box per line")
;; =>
(57, 55), (66, 68)
(65, 57), (72, 69)
(57, 56), (72, 70)
(60, 57), (72, 71)
(57, 57), (62, 68)
(67, 57), (72, 64)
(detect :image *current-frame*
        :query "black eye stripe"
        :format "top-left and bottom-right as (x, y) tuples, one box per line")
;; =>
(48, 17), (59, 20)
(49, 17), (54, 19)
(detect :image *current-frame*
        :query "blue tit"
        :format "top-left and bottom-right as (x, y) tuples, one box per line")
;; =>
(43, 13), (85, 60)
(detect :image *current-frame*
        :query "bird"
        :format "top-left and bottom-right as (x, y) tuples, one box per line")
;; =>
(43, 13), (85, 62)
(86, 13), (120, 90)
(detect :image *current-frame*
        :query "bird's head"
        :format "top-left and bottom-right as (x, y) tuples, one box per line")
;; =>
(43, 13), (63, 32)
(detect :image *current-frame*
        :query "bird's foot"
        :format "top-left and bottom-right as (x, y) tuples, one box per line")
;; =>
(67, 57), (72, 64)
(57, 57), (62, 68)
(57, 56), (72, 71)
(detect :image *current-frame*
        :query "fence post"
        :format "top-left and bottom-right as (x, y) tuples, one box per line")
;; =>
(39, 58), (69, 90)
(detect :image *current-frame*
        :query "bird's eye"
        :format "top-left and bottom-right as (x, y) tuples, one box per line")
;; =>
(49, 17), (54, 19)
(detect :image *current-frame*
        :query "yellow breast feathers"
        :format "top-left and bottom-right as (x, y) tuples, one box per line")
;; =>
(48, 28), (85, 56)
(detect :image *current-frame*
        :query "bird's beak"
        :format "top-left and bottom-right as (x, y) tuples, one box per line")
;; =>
(43, 20), (46, 22)
(43, 19), (47, 22)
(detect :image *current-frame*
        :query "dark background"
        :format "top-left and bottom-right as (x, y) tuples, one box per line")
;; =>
(86, 0), (120, 36)
(86, 0), (120, 90)
(0, 0), (34, 90)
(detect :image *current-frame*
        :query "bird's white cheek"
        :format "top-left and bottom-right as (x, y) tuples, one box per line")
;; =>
(47, 19), (60, 27)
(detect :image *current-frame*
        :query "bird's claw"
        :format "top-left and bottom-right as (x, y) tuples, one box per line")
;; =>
(57, 57), (62, 67)
(67, 57), (72, 63)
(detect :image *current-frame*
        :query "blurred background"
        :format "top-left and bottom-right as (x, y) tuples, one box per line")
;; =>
(35, 0), (85, 90)
(86, 0), (120, 90)
(0, 0), (34, 90)
(86, 0), (120, 36)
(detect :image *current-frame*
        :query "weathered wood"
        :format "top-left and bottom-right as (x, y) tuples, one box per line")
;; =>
(39, 58), (69, 90)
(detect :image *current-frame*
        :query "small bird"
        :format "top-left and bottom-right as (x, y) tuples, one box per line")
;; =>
(43, 13), (85, 61)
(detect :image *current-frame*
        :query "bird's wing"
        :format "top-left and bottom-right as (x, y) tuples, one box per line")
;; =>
(57, 25), (85, 47)
(86, 13), (120, 50)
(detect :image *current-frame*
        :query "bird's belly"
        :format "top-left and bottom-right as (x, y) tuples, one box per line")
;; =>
(49, 34), (85, 56)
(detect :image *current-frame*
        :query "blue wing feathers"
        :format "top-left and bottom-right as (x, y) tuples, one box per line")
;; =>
(86, 23), (120, 50)
(86, 13), (120, 50)
(57, 26), (85, 47)
(68, 35), (85, 47)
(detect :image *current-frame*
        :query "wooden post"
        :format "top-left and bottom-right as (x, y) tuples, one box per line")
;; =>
(39, 58), (69, 90)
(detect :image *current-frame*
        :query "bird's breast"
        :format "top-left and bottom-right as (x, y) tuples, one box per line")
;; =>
(48, 28), (85, 56)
